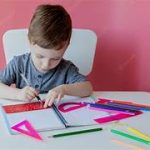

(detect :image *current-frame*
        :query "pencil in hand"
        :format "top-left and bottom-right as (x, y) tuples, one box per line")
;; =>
(36, 95), (43, 104)
(20, 73), (43, 104)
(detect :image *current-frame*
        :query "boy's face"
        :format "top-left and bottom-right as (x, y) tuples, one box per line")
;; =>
(30, 44), (67, 73)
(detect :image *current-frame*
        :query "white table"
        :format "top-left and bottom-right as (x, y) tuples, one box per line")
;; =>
(0, 91), (150, 150)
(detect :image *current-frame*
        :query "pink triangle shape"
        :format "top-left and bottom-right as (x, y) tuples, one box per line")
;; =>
(11, 120), (43, 140)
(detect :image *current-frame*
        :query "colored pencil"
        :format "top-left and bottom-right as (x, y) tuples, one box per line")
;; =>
(84, 102), (137, 115)
(48, 127), (103, 138)
(111, 129), (150, 145)
(127, 127), (150, 142)
(107, 102), (150, 111)
(112, 139), (145, 150)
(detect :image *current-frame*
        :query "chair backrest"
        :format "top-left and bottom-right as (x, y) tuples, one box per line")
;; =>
(2, 28), (97, 75)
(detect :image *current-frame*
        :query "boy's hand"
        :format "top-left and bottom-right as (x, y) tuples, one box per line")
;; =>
(44, 85), (65, 108)
(16, 86), (39, 102)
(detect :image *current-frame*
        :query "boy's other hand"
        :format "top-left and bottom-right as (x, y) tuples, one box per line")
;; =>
(44, 85), (65, 108)
(16, 86), (39, 102)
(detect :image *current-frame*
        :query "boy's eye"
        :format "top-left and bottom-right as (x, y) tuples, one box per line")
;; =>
(52, 58), (61, 61)
(36, 55), (44, 59)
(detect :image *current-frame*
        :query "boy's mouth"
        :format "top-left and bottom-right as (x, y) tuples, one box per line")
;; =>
(40, 69), (50, 73)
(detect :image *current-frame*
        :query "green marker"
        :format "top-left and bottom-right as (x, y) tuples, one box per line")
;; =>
(111, 129), (150, 145)
(48, 127), (103, 138)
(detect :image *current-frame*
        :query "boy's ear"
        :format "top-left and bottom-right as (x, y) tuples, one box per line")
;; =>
(29, 43), (35, 50)
(28, 37), (35, 45)
(63, 41), (70, 48)
(29, 42), (36, 46)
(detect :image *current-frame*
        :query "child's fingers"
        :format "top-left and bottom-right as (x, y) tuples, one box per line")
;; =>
(44, 93), (57, 108)
(58, 93), (64, 100)
(27, 90), (36, 97)
(27, 89), (37, 98)
(44, 94), (51, 108)
(56, 93), (64, 104)
(48, 97), (56, 106)
(44, 98), (53, 108)
(26, 94), (34, 102)
(27, 92), (36, 100)
(23, 87), (38, 102)
(28, 87), (39, 95)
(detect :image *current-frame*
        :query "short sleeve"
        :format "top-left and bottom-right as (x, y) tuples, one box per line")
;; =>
(0, 57), (17, 85)
(66, 63), (87, 84)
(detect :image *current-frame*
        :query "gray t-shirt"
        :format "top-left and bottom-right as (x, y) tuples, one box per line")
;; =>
(0, 53), (87, 93)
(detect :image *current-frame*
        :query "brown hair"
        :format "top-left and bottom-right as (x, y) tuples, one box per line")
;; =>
(28, 4), (72, 50)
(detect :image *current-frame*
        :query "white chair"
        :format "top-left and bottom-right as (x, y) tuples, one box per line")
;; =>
(2, 28), (97, 75)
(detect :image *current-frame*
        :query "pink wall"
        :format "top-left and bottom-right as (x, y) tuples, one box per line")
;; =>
(0, 0), (150, 91)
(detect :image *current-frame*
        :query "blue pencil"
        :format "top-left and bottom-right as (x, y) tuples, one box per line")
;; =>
(107, 102), (150, 111)
(84, 102), (138, 114)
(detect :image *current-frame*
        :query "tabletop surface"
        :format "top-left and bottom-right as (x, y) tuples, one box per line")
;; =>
(0, 91), (150, 150)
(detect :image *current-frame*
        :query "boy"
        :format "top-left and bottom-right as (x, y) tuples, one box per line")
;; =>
(0, 4), (93, 108)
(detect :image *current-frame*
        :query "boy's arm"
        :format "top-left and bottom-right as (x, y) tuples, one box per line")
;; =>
(63, 81), (93, 97)
(0, 82), (20, 100)
(0, 82), (38, 101)
(44, 81), (93, 108)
